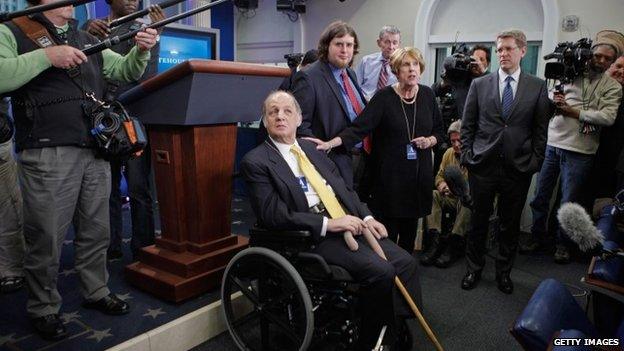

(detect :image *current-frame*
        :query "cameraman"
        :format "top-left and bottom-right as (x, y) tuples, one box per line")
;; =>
(0, 0), (157, 340)
(528, 30), (624, 263)
(431, 44), (489, 171)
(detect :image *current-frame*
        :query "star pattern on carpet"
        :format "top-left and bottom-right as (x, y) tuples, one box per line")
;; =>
(116, 293), (133, 301)
(232, 220), (243, 225)
(63, 240), (73, 245)
(60, 311), (81, 324)
(0, 333), (18, 345)
(59, 268), (77, 277)
(232, 208), (243, 213)
(122, 238), (131, 243)
(143, 308), (166, 319)
(86, 328), (113, 342)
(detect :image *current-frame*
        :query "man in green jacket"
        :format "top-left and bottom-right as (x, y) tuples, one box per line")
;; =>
(0, 0), (157, 340)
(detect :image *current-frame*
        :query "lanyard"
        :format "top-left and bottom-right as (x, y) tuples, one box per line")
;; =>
(399, 95), (417, 143)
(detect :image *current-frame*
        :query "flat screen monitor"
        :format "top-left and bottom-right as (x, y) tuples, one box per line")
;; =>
(158, 23), (219, 73)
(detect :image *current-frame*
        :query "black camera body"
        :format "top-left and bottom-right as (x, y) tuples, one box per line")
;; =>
(544, 38), (593, 85)
(85, 100), (147, 160)
(442, 43), (475, 80)
(284, 53), (304, 70)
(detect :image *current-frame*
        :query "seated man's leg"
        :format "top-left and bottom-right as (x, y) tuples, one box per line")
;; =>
(435, 196), (469, 268)
(313, 235), (402, 349)
(377, 238), (422, 313)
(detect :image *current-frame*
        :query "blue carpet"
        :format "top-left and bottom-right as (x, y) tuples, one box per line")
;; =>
(0, 197), (255, 351)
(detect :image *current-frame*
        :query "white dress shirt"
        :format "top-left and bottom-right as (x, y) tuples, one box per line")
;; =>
(498, 67), (521, 101)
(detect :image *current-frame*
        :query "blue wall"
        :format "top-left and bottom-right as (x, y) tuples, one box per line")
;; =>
(210, 0), (233, 61)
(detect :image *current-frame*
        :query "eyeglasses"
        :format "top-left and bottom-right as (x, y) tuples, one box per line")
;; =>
(496, 46), (518, 54)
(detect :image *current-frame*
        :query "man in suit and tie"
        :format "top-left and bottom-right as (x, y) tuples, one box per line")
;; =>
(292, 21), (368, 189)
(460, 29), (551, 294)
(241, 91), (421, 350)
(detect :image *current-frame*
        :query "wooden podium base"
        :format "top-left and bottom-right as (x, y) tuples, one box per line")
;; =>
(126, 235), (249, 302)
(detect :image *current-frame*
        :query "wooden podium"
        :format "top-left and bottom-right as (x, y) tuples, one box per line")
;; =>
(120, 60), (290, 302)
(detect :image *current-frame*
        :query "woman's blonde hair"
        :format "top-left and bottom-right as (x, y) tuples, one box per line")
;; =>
(389, 47), (425, 76)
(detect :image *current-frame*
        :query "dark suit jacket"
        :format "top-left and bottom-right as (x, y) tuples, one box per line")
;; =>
(240, 138), (371, 242)
(460, 71), (552, 175)
(291, 60), (367, 185)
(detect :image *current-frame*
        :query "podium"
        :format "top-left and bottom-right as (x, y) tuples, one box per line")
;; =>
(120, 59), (290, 302)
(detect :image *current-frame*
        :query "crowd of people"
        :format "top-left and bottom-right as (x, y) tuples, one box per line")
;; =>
(1, 1), (624, 348)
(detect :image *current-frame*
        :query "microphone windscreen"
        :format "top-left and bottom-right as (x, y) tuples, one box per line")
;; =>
(443, 165), (467, 196)
(557, 202), (605, 253)
(443, 165), (472, 208)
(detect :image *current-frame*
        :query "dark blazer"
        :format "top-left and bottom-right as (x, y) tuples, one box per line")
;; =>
(460, 71), (552, 175)
(240, 138), (371, 242)
(291, 60), (367, 185)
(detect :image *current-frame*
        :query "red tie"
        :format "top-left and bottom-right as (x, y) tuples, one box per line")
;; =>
(340, 70), (371, 153)
(377, 59), (388, 91)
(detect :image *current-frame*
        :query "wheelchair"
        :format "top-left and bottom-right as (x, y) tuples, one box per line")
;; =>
(221, 228), (366, 351)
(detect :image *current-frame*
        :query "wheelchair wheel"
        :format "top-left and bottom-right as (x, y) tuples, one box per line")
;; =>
(221, 247), (314, 351)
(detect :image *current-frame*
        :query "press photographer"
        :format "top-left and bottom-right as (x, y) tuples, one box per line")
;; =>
(0, 0), (157, 339)
(528, 30), (624, 263)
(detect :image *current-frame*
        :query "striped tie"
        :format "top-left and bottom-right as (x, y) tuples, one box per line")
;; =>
(501, 76), (514, 119)
(377, 59), (389, 91)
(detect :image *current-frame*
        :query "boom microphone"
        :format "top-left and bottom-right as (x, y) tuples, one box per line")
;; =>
(443, 165), (472, 209)
(557, 202), (623, 259)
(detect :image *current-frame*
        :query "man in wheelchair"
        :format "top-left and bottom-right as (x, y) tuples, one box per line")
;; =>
(239, 91), (422, 350)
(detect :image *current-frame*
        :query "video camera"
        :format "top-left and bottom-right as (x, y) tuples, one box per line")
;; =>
(284, 53), (304, 70)
(442, 43), (476, 80)
(544, 38), (593, 86)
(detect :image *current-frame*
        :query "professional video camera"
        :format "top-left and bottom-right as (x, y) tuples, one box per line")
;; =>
(441, 43), (475, 80)
(284, 53), (304, 70)
(543, 38), (593, 87)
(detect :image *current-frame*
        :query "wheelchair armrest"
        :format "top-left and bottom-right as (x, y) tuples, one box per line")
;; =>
(250, 228), (312, 239)
(249, 228), (315, 255)
(297, 252), (332, 277)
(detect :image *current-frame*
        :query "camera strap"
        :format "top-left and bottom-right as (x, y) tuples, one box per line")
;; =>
(11, 16), (56, 49)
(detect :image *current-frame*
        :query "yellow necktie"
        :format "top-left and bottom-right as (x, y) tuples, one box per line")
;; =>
(290, 145), (346, 219)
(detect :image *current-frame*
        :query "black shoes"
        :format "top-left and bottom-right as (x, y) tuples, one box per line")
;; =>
(461, 271), (481, 290)
(83, 293), (130, 315)
(31, 314), (68, 341)
(420, 230), (443, 266)
(434, 234), (465, 268)
(0, 276), (25, 293)
(496, 273), (514, 294)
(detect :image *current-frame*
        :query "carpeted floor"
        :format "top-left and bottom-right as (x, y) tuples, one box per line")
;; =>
(192, 209), (590, 351)
(0, 195), (589, 351)
(0, 197), (256, 351)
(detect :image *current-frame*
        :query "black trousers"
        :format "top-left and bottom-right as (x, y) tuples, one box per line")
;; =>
(109, 150), (155, 255)
(313, 235), (422, 350)
(465, 166), (532, 274)
(384, 217), (419, 254)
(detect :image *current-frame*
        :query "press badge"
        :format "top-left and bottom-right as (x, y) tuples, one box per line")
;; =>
(406, 144), (417, 160)
(298, 176), (309, 192)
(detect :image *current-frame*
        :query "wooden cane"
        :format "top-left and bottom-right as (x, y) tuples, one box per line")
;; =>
(346, 230), (444, 351)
